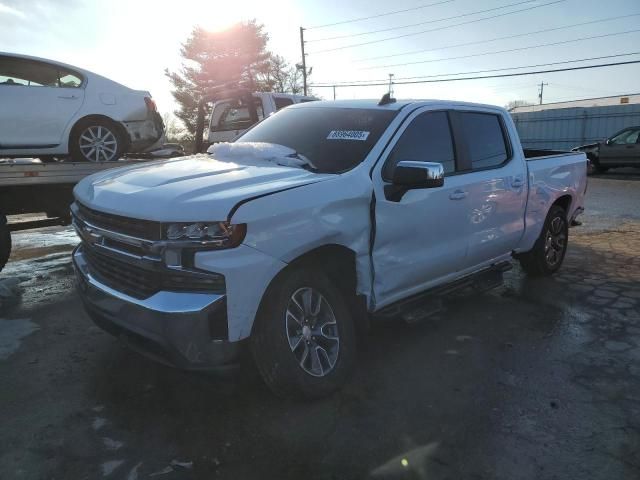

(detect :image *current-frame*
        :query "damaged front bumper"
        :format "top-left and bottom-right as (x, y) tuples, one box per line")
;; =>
(72, 245), (242, 371)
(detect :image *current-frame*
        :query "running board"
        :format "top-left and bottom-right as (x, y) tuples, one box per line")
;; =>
(374, 261), (512, 324)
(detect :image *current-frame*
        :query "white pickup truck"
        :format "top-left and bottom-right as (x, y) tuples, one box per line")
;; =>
(71, 98), (587, 398)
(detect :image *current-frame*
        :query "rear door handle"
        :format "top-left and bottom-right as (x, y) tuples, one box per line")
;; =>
(58, 95), (78, 99)
(449, 190), (468, 200)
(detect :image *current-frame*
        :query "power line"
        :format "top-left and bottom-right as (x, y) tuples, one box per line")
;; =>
(308, 0), (564, 54)
(353, 13), (640, 62)
(308, 0), (542, 42)
(310, 56), (640, 87)
(305, 0), (454, 30)
(361, 28), (640, 70)
(314, 52), (640, 87)
(313, 52), (640, 84)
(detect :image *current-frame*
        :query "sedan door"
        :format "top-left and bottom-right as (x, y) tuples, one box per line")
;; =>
(599, 127), (640, 167)
(371, 109), (473, 309)
(0, 56), (84, 148)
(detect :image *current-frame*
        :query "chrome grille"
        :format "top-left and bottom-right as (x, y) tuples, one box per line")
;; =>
(72, 202), (226, 299)
(75, 202), (161, 241)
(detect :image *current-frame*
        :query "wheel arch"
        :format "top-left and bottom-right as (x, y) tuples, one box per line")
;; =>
(253, 244), (369, 337)
(68, 114), (130, 151)
(552, 194), (573, 218)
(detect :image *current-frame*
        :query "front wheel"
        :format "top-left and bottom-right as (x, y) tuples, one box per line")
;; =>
(518, 205), (568, 276)
(69, 119), (124, 162)
(251, 268), (357, 399)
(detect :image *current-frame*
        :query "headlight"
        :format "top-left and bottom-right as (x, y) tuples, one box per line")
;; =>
(164, 221), (246, 248)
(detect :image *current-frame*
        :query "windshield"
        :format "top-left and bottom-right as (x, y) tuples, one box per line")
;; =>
(236, 107), (398, 173)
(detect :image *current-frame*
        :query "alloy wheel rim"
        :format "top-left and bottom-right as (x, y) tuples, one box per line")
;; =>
(79, 126), (118, 162)
(285, 287), (340, 377)
(544, 216), (567, 267)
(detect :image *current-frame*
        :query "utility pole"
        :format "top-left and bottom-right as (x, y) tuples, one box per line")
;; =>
(538, 81), (548, 105)
(388, 73), (394, 97)
(299, 27), (308, 96)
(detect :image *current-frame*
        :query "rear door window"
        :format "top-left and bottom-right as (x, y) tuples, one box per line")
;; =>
(0, 56), (83, 87)
(459, 112), (510, 169)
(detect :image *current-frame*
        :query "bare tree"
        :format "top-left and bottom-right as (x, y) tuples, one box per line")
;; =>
(506, 99), (534, 111)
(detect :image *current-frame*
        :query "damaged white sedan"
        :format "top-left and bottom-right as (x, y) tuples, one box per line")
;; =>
(0, 52), (163, 162)
(71, 98), (587, 398)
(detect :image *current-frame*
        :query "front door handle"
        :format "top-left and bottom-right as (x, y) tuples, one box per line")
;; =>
(511, 177), (525, 188)
(58, 95), (78, 99)
(626, 145), (635, 149)
(449, 190), (468, 200)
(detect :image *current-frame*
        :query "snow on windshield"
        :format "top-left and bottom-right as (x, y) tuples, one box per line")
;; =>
(208, 142), (312, 169)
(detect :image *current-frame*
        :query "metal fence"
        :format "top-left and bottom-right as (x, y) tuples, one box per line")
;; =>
(511, 104), (640, 150)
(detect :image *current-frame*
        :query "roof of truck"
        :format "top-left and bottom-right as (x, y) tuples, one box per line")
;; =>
(287, 98), (507, 113)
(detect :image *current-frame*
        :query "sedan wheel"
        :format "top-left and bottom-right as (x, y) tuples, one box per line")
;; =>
(78, 125), (119, 162)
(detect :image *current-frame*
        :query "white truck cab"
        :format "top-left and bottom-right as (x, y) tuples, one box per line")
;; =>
(207, 92), (316, 144)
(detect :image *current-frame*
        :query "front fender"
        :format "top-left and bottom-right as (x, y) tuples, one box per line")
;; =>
(231, 171), (374, 299)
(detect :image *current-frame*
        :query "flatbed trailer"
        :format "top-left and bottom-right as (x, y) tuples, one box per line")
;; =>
(0, 159), (152, 271)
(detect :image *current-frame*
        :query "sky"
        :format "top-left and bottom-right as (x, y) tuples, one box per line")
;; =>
(1, 0), (639, 123)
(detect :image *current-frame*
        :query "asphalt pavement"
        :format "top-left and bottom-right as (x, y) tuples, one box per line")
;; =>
(1, 171), (639, 479)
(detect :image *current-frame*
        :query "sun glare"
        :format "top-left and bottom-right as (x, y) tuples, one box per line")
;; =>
(198, 0), (253, 32)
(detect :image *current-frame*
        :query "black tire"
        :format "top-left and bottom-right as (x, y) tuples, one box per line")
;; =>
(0, 221), (11, 272)
(250, 267), (357, 399)
(518, 205), (568, 276)
(69, 118), (124, 162)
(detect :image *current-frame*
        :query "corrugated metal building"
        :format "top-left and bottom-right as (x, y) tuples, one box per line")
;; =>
(510, 96), (640, 150)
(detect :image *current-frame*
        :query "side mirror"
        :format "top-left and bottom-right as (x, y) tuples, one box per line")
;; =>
(605, 138), (611, 145)
(392, 161), (444, 188)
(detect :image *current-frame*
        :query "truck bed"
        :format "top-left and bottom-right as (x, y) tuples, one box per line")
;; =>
(523, 149), (584, 161)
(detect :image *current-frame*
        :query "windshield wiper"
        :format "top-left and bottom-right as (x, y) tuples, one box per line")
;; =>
(286, 151), (317, 171)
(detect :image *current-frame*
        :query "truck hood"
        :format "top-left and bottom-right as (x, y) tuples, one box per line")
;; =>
(73, 154), (334, 222)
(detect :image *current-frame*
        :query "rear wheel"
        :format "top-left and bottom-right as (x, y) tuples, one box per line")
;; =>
(518, 205), (568, 276)
(251, 268), (357, 399)
(0, 220), (11, 272)
(70, 119), (124, 162)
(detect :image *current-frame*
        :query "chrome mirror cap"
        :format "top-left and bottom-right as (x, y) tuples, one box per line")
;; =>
(393, 161), (445, 188)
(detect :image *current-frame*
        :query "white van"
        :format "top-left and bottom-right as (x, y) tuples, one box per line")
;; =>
(207, 92), (316, 144)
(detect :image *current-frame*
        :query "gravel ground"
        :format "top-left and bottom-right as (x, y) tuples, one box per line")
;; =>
(0, 172), (639, 479)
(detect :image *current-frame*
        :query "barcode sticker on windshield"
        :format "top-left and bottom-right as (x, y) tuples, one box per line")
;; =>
(327, 130), (370, 141)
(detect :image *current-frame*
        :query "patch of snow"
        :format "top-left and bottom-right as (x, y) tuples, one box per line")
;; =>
(92, 417), (107, 430)
(101, 459), (124, 476)
(127, 462), (143, 480)
(208, 142), (314, 169)
(171, 459), (193, 469)
(149, 466), (173, 477)
(0, 318), (39, 360)
(102, 437), (124, 450)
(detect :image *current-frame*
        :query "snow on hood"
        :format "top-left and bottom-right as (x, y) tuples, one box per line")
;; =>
(208, 142), (314, 169)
